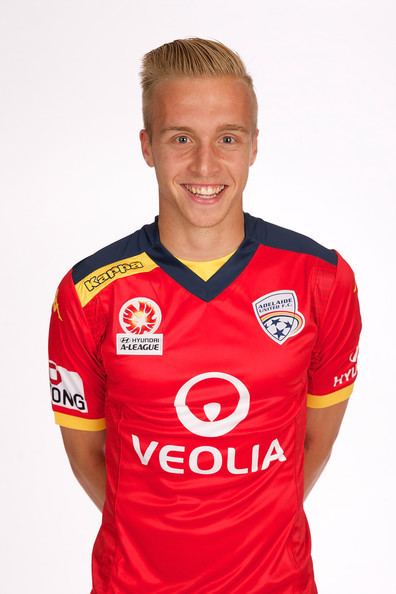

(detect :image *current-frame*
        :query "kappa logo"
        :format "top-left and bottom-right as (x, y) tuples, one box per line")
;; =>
(52, 287), (62, 321)
(117, 297), (163, 355)
(84, 261), (144, 292)
(252, 290), (305, 345)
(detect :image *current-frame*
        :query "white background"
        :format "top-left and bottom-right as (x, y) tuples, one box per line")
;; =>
(1, 1), (394, 592)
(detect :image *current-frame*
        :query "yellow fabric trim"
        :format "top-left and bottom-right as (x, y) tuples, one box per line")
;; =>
(75, 252), (158, 307)
(54, 411), (106, 431)
(306, 383), (355, 409)
(177, 249), (237, 281)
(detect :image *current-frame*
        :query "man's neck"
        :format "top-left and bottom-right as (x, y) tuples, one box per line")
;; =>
(157, 208), (245, 261)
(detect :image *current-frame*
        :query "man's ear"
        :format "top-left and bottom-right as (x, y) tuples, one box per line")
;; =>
(139, 129), (155, 167)
(249, 128), (259, 166)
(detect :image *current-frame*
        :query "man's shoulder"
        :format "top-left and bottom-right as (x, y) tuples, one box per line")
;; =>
(245, 211), (338, 266)
(70, 219), (156, 285)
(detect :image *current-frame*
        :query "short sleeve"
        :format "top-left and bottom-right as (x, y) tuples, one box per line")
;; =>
(307, 250), (363, 408)
(48, 270), (107, 430)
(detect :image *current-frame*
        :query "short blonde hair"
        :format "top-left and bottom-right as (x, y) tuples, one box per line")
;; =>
(139, 37), (258, 140)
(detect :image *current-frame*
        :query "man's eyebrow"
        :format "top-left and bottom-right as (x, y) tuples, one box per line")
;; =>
(160, 124), (250, 135)
(159, 126), (194, 135)
(217, 124), (250, 133)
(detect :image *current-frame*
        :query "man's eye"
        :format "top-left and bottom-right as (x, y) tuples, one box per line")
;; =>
(175, 136), (189, 144)
(222, 136), (235, 144)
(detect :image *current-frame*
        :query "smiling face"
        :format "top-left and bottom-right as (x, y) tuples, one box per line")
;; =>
(140, 76), (258, 232)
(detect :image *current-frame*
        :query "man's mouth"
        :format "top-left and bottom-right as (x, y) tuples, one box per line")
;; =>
(181, 183), (227, 200)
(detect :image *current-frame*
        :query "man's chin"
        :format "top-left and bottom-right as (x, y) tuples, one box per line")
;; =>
(181, 205), (234, 230)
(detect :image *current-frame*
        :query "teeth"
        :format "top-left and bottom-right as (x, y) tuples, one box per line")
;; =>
(184, 184), (225, 196)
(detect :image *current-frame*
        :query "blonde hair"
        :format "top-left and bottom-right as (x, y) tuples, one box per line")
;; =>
(139, 37), (258, 140)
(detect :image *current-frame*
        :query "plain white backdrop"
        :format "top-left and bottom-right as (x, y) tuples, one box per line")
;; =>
(1, 1), (395, 592)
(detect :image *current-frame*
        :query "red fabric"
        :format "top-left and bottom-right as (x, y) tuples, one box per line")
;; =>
(307, 249), (362, 397)
(48, 243), (361, 593)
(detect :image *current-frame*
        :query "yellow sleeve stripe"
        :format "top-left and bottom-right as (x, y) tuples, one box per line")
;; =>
(307, 383), (355, 409)
(75, 251), (159, 307)
(54, 411), (106, 431)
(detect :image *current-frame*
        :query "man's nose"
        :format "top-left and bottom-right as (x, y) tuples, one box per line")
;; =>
(188, 142), (221, 178)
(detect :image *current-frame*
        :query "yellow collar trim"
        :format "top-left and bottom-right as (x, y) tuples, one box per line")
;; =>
(176, 250), (237, 281)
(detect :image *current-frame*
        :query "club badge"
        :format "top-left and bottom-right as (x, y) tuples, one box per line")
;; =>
(252, 290), (305, 345)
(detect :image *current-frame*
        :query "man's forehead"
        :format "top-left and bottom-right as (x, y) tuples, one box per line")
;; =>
(153, 74), (249, 92)
(151, 77), (254, 132)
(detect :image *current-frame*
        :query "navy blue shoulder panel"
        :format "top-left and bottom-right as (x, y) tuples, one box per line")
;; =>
(71, 221), (155, 284)
(72, 212), (337, 287)
(244, 212), (338, 266)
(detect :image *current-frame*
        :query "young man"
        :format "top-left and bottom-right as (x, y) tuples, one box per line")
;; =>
(48, 38), (362, 594)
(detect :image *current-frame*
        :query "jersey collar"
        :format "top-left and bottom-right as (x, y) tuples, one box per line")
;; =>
(142, 212), (259, 302)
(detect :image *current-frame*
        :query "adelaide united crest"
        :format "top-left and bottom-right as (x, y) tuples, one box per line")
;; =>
(252, 290), (305, 345)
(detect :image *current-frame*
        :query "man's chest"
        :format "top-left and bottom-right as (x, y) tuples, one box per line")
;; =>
(97, 250), (318, 437)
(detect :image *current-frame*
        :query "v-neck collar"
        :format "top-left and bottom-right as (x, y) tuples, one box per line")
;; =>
(142, 212), (259, 302)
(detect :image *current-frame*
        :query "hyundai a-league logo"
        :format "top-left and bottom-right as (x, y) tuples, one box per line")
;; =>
(119, 297), (161, 334)
(252, 290), (305, 345)
(117, 297), (163, 355)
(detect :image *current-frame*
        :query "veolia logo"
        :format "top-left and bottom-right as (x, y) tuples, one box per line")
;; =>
(174, 372), (250, 437)
(131, 371), (287, 475)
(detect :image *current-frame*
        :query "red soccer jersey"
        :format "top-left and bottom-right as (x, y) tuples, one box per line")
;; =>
(48, 212), (362, 594)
